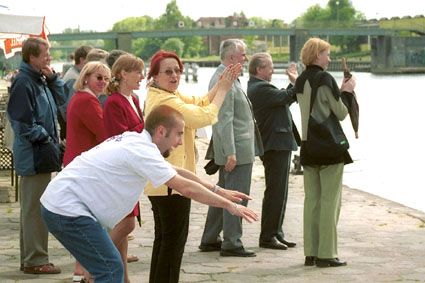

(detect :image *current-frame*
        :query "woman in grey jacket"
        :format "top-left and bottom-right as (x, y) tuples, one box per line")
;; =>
(295, 38), (356, 268)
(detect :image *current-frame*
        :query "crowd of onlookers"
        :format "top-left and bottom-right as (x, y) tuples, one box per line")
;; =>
(5, 35), (357, 283)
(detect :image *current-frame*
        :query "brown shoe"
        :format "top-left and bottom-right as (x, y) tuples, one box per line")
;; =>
(20, 264), (24, 271)
(24, 263), (61, 274)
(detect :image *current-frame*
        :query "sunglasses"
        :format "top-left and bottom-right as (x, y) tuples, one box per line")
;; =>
(160, 69), (183, 76)
(94, 74), (110, 83)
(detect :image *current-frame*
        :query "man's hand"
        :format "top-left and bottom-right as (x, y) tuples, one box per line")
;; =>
(228, 203), (259, 223)
(285, 63), (298, 84)
(225, 154), (236, 172)
(217, 187), (253, 203)
(40, 65), (54, 77)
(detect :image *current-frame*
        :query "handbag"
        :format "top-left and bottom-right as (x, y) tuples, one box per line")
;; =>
(204, 159), (220, 175)
(204, 135), (220, 175)
(304, 80), (349, 158)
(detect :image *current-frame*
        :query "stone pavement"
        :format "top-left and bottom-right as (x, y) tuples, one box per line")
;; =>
(0, 139), (425, 282)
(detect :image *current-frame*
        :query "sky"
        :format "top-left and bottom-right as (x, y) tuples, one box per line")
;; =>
(1, 0), (424, 33)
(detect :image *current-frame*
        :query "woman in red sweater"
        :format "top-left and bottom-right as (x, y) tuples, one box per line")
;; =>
(63, 61), (110, 166)
(104, 54), (145, 283)
(64, 61), (110, 282)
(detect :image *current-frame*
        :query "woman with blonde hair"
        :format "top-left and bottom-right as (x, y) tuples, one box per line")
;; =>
(295, 38), (356, 268)
(64, 61), (109, 166)
(64, 61), (110, 282)
(104, 54), (145, 283)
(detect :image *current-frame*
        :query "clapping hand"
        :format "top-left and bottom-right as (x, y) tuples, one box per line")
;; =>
(285, 63), (298, 84)
(217, 63), (242, 91)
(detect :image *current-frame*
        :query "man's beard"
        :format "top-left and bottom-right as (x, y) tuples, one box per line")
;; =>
(162, 150), (170, 158)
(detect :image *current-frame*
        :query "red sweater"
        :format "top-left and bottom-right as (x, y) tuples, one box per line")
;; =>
(63, 91), (105, 166)
(103, 92), (144, 218)
(103, 93), (144, 138)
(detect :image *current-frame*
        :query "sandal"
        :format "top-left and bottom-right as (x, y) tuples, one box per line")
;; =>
(127, 254), (139, 263)
(23, 263), (61, 274)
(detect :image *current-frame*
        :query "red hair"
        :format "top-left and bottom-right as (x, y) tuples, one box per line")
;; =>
(147, 50), (184, 83)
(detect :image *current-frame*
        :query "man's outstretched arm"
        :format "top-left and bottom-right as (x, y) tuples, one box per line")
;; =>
(165, 168), (258, 223)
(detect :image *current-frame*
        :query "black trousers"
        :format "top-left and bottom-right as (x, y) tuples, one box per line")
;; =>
(148, 192), (191, 283)
(260, 150), (292, 241)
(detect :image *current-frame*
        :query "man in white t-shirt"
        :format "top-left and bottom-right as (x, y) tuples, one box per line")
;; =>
(40, 105), (258, 283)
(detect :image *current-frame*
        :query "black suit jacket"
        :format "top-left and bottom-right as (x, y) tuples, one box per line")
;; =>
(247, 76), (298, 152)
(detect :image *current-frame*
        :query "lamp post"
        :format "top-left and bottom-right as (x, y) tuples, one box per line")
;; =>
(336, 1), (340, 27)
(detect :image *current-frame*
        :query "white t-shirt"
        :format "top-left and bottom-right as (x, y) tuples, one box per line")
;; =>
(41, 130), (176, 230)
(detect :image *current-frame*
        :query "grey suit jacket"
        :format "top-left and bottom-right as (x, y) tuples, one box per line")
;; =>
(206, 64), (263, 165)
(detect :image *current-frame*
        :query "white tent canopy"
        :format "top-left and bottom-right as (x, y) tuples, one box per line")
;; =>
(0, 11), (49, 59)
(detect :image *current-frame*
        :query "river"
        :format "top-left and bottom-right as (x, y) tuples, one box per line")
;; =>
(52, 62), (425, 213)
(170, 67), (425, 213)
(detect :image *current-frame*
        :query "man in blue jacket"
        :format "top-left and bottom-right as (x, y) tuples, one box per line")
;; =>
(7, 37), (66, 274)
(247, 53), (299, 250)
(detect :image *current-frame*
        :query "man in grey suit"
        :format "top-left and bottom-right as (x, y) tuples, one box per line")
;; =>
(247, 53), (299, 250)
(199, 39), (264, 257)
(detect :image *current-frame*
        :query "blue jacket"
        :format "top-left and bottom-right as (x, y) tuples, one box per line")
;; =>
(7, 61), (66, 175)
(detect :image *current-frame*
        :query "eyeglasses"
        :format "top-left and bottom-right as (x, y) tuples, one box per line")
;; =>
(93, 74), (110, 83)
(159, 69), (183, 76)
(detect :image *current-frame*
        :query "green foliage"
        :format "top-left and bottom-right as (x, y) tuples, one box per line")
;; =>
(295, 0), (364, 28)
(293, 0), (367, 54)
(182, 36), (206, 58)
(134, 38), (164, 61)
(243, 35), (258, 50)
(51, 0), (373, 60)
(161, 38), (185, 57)
(155, 0), (192, 30)
(266, 19), (286, 29)
(247, 17), (268, 28)
(111, 16), (155, 32)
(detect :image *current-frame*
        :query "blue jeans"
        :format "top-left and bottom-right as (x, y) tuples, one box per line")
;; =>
(41, 205), (124, 283)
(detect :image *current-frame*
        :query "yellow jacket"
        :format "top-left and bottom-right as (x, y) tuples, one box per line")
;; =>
(144, 87), (219, 196)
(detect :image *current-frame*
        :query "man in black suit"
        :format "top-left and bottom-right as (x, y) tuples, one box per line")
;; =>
(247, 53), (299, 250)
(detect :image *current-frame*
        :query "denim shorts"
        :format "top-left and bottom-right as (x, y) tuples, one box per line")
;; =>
(41, 205), (124, 283)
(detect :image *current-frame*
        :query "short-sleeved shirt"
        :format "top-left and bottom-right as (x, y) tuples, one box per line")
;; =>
(41, 130), (176, 229)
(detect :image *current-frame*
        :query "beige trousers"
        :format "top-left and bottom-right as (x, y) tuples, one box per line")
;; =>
(19, 173), (51, 267)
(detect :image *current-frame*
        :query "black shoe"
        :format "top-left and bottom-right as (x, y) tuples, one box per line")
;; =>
(304, 256), (317, 266)
(259, 238), (288, 250)
(316, 258), (347, 268)
(220, 247), (256, 257)
(199, 242), (222, 252)
(276, 235), (296, 248)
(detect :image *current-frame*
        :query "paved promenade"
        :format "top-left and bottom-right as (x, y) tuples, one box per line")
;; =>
(1, 139), (425, 282)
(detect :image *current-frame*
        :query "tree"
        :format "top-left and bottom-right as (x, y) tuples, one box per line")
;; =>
(134, 38), (164, 60)
(247, 17), (268, 28)
(182, 36), (206, 58)
(155, 0), (192, 30)
(243, 35), (258, 52)
(294, 0), (366, 53)
(161, 38), (185, 57)
(266, 19), (287, 29)
(111, 16), (155, 32)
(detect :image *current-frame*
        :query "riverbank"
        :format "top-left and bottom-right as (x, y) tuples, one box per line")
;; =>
(0, 139), (425, 282)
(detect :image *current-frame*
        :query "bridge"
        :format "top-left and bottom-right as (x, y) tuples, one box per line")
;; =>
(48, 28), (424, 73)
(48, 28), (398, 41)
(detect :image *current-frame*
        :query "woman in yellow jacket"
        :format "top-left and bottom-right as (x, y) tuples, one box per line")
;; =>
(144, 50), (240, 283)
